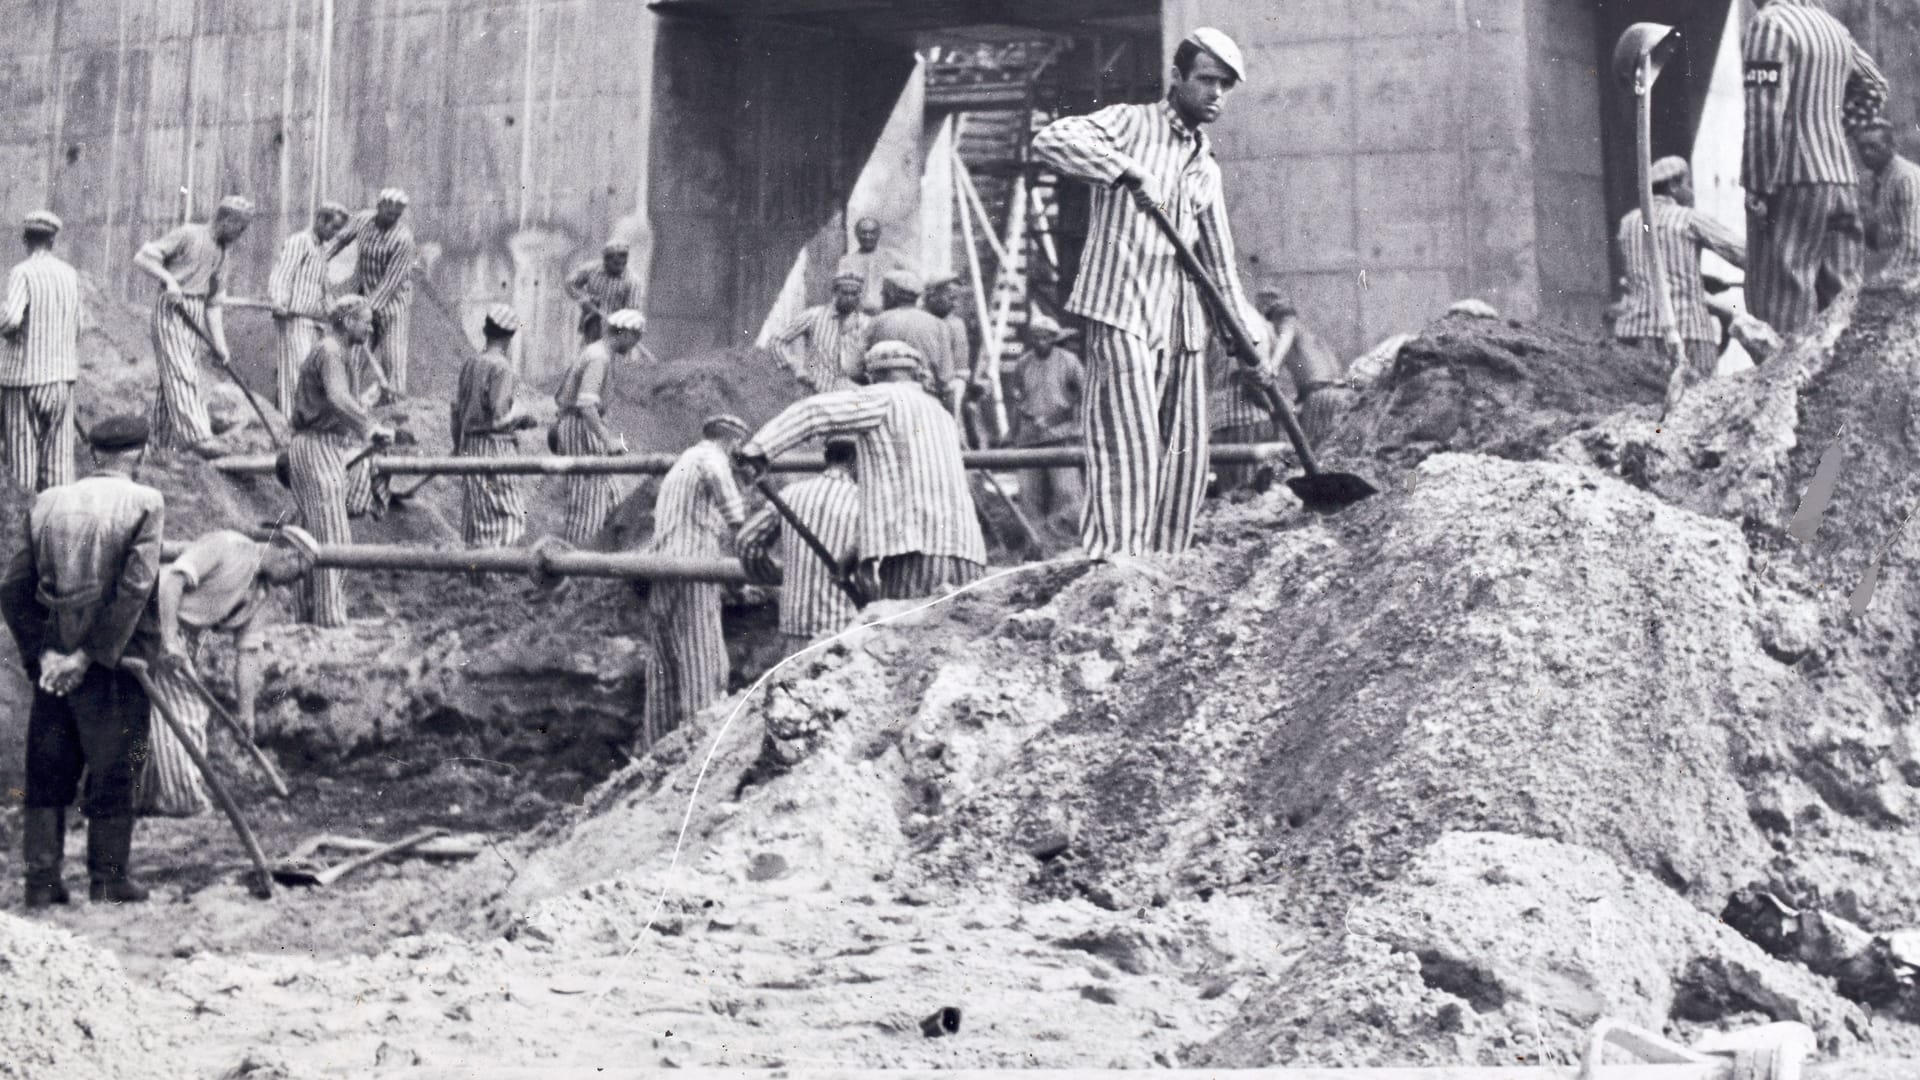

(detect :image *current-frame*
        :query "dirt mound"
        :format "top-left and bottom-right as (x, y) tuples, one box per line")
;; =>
(0, 913), (183, 1079)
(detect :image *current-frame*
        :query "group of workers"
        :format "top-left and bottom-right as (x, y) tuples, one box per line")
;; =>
(4, 7), (1916, 910)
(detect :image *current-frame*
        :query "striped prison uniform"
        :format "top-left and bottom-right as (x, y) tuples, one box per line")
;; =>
(640, 441), (746, 748)
(565, 262), (640, 343)
(1006, 346), (1086, 522)
(1743, 0), (1887, 335)
(328, 211), (417, 394)
(289, 337), (377, 627)
(267, 228), (333, 415)
(342, 345), (391, 520)
(776, 303), (871, 392)
(735, 468), (860, 643)
(1867, 154), (1920, 282)
(452, 345), (527, 548)
(137, 530), (267, 818)
(867, 307), (960, 394)
(554, 341), (621, 544)
(1032, 99), (1261, 558)
(1615, 196), (1747, 385)
(751, 381), (985, 600)
(141, 224), (228, 450)
(0, 249), (81, 492)
(1205, 336), (1271, 492)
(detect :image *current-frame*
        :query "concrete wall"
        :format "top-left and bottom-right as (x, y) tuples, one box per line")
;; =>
(1159, 0), (1612, 358)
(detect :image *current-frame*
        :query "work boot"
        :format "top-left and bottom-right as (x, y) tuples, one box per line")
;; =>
(22, 807), (70, 908)
(85, 816), (150, 904)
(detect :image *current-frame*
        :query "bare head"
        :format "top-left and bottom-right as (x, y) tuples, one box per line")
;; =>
(212, 197), (255, 243)
(1856, 123), (1897, 172)
(824, 437), (857, 470)
(831, 275), (863, 314)
(854, 217), (881, 253)
(603, 241), (630, 277)
(329, 295), (376, 343)
(313, 201), (349, 243)
(923, 279), (957, 318)
(1170, 31), (1244, 128)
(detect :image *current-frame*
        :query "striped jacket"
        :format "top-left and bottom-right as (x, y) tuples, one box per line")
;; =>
(1031, 100), (1259, 351)
(565, 262), (639, 329)
(1868, 154), (1920, 276)
(646, 441), (746, 559)
(267, 229), (332, 317)
(751, 382), (985, 564)
(1743, 0), (1888, 195)
(1614, 197), (1747, 343)
(777, 303), (871, 391)
(0, 250), (81, 386)
(736, 469), (859, 638)
(328, 211), (416, 313)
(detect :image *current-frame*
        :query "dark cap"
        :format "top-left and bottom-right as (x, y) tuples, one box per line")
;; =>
(88, 415), (151, 452)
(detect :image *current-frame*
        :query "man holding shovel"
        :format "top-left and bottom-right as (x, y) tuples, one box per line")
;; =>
(133, 195), (255, 456)
(453, 305), (538, 548)
(735, 436), (861, 647)
(1031, 28), (1262, 559)
(553, 308), (646, 544)
(267, 201), (349, 415)
(326, 188), (417, 400)
(287, 295), (394, 627)
(1614, 157), (1747, 389)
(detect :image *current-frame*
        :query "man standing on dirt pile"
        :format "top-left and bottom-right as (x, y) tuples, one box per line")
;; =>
(735, 436), (861, 646)
(326, 188), (417, 401)
(737, 341), (985, 600)
(0, 415), (163, 907)
(1031, 27), (1262, 560)
(287, 296), (394, 627)
(267, 201), (349, 415)
(775, 272), (870, 393)
(134, 195), (254, 457)
(837, 217), (907, 316)
(866, 271), (963, 410)
(1853, 118), (1920, 283)
(0, 211), (81, 493)
(1002, 313), (1085, 526)
(137, 524), (319, 817)
(553, 308), (645, 544)
(452, 305), (539, 549)
(1742, 0), (1888, 335)
(1615, 157), (1748, 387)
(564, 240), (640, 346)
(639, 414), (750, 748)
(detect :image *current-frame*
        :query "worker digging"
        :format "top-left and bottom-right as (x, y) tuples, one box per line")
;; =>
(5, 7), (1920, 1078)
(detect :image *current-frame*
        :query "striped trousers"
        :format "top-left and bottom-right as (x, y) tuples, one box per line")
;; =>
(373, 303), (411, 397)
(1, 381), (74, 492)
(871, 553), (983, 601)
(149, 296), (216, 450)
(642, 581), (728, 750)
(289, 430), (354, 627)
(135, 658), (212, 818)
(344, 453), (390, 520)
(459, 433), (527, 547)
(275, 317), (321, 417)
(1747, 183), (1864, 337)
(1079, 322), (1209, 559)
(1299, 385), (1358, 446)
(556, 411), (618, 545)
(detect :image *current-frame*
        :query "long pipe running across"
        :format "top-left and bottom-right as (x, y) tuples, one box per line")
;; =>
(159, 540), (749, 584)
(205, 442), (1299, 477)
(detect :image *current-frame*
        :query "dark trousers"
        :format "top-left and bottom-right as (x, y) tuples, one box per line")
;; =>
(25, 662), (151, 818)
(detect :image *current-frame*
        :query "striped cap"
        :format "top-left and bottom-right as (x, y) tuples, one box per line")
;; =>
(217, 195), (256, 216)
(702, 413), (750, 440)
(317, 199), (348, 217)
(864, 340), (924, 373)
(378, 187), (410, 206)
(606, 308), (646, 332)
(21, 210), (61, 235)
(484, 304), (520, 333)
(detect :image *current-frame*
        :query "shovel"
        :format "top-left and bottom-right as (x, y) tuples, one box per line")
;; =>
(272, 827), (446, 888)
(167, 294), (285, 449)
(752, 477), (869, 607)
(1613, 22), (1690, 417)
(1137, 200), (1377, 511)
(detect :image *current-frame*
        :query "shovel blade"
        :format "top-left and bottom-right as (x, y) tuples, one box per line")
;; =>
(1286, 472), (1380, 512)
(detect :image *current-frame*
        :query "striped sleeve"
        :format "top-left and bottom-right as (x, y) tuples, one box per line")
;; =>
(751, 390), (891, 460)
(0, 265), (25, 334)
(1688, 209), (1747, 268)
(365, 229), (416, 312)
(1031, 105), (1143, 188)
(1886, 166), (1920, 265)
(268, 236), (297, 306)
(701, 449), (746, 530)
(736, 505), (781, 574)
(1743, 11), (1792, 196)
(1193, 164), (1262, 351)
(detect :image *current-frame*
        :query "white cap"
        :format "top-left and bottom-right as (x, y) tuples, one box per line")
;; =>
(606, 309), (647, 333)
(1185, 27), (1246, 83)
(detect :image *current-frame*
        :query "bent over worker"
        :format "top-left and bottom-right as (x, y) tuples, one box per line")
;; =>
(453, 305), (538, 548)
(0, 210), (82, 492)
(1031, 27), (1262, 559)
(133, 195), (254, 455)
(287, 296), (393, 627)
(735, 437), (861, 645)
(1854, 118), (1920, 283)
(1742, 0), (1887, 334)
(553, 308), (646, 544)
(138, 525), (318, 818)
(738, 342), (985, 600)
(0, 415), (163, 908)
(640, 414), (749, 749)
(1615, 157), (1747, 386)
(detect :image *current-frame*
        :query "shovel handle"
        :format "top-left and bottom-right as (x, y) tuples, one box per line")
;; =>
(176, 666), (291, 799)
(1136, 200), (1325, 476)
(167, 295), (286, 449)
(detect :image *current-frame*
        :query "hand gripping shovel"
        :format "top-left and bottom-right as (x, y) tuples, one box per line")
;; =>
(1613, 22), (1690, 417)
(1137, 200), (1377, 511)
(753, 477), (870, 607)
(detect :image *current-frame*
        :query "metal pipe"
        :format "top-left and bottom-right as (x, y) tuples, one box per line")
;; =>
(159, 539), (749, 584)
(208, 442), (1298, 478)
